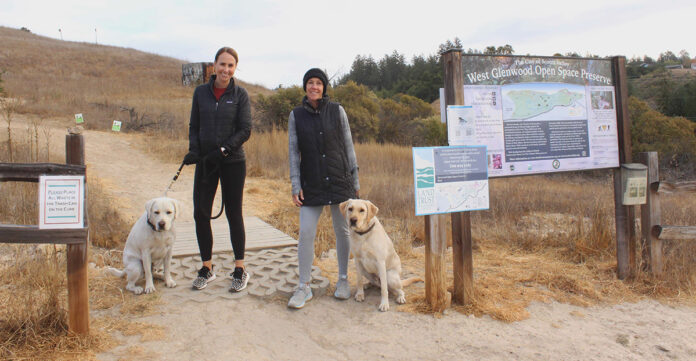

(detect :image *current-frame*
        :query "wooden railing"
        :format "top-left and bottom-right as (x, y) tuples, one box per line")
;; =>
(0, 133), (89, 334)
(637, 151), (696, 276)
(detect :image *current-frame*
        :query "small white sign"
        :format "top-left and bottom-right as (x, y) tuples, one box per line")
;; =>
(112, 120), (122, 132)
(39, 175), (85, 229)
(623, 176), (647, 205)
(447, 105), (477, 145)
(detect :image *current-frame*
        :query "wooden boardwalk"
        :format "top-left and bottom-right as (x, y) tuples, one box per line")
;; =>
(172, 216), (297, 258)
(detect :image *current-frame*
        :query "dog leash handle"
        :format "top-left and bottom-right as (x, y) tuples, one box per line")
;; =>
(163, 162), (186, 196)
(172, 162), (185, 182)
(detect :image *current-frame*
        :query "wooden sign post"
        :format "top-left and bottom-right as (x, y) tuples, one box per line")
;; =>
(424, 214), (448, 311)
(611, 56), (636, 280)
(0, 131), (89, 335)
(66, 132), (89, 334)
(442, 49), (474, 305)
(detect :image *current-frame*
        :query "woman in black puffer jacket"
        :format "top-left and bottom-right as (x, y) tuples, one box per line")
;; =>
(182, 47), (251, 293)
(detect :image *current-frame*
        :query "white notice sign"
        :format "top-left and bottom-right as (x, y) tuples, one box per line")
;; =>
(39, 175), (85, 229)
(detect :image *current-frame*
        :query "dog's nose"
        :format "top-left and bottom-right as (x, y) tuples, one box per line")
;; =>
(350, 218), (357, 226)
(158, 221), (166, 230)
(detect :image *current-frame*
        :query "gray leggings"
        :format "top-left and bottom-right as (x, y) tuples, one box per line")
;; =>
(298, 204), (351, 285)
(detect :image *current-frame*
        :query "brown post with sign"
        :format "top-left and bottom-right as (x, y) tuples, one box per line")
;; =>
(611, 56), (635, 279)
(66, 133), (89, 334)
(424, 214), (448, 311)
(442, 49), (474, 305)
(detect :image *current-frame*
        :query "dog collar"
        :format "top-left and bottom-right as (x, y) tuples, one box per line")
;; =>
(147, 219), (158, 231)
(354, 222), (376, 236)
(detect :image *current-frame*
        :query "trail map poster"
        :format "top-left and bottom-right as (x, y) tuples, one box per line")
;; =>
(413, 146), (489, 216)
(452, 55), (620, 177)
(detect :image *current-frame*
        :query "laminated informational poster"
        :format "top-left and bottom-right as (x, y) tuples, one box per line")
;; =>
(112, 120), (122, 132)
(459, 55), (620, 177)
(413, 146), (489, 216)
(447, 105), (477, 145)
(75, 113), (84, 124)
(39, 175), (85, 229)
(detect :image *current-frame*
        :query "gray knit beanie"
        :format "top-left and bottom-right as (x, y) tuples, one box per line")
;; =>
(302, 68), (328, 96)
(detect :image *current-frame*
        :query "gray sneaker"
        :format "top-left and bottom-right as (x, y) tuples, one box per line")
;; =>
(192, 265), (216, 290)
(334, 275), (350, 300)
(229, 267), (250, 292)
(287, 284), (313, 309)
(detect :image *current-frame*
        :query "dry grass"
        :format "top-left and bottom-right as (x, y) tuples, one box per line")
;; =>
(0, 246), (116, 360)
(242, 130), (696, 322)
(0, 244), (167, 359)
(0, 119), (158, 359)
(0, 26), (268, 141)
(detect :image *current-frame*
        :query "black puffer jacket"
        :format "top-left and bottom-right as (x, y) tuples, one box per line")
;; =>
(293, 97), (354, 206)
(188, 75), (251, 163)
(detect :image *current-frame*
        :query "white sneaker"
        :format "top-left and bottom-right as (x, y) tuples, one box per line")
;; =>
(334, 275), (350, 300)
(287, 284), (313, 309)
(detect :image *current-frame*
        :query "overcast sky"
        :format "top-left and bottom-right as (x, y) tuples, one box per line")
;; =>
(2, 0), (694, 89)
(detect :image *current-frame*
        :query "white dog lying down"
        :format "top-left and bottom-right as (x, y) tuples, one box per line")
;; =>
(107, 197), (180, 294)
(340, 199), (423, 311)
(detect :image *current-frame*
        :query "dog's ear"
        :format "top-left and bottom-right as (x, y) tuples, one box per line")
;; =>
(172, 199), (181, 220)
(145, 199), (156, 216)
(339, 200), (350, 217)
(366, 200), (379, 221)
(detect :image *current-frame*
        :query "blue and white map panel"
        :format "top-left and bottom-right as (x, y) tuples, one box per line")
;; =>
(413, 146), (489, 216)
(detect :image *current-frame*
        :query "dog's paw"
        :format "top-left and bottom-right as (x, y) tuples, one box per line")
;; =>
(144, 285), (156, 294)
(132, 286), (144, 295)
(165, 279), (177, 288)
(378, 301), (390, 312)
(355, 292), (365, 302)
(396, 294), (406, 304)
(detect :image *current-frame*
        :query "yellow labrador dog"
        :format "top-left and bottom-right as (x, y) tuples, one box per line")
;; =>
(107, 197), (180, 294)
(340, 199), (422, 311)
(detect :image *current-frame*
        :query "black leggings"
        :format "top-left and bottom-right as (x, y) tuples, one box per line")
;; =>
(193, 160), (246, 262)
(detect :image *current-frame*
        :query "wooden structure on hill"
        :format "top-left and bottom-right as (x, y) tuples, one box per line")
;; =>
(182, 62), (214, 86)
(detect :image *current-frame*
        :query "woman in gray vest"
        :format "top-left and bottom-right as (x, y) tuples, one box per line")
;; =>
(287, 68), (360, 308)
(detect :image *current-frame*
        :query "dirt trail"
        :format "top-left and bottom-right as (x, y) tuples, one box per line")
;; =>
(7, 115), (275, 223)
(82, 129), (198, 222)
(7, 116), (696, 360)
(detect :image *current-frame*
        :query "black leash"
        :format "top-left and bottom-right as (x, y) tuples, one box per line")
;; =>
(165, 160), (224, 220)
(163, 162), (185, 196)
(197, 156), (225, 220)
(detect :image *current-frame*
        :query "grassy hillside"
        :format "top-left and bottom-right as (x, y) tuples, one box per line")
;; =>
(0, 26), (270, 137)
(630, 68), (696, 109)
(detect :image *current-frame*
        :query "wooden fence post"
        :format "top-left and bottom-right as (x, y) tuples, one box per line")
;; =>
(424, 214), (449, 312)
(638, 152), (662, 276)
(65, 132), (89, 334)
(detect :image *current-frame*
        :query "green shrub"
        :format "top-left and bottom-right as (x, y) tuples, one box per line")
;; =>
(630, 96), (696, 174)
(254, 86), (304, 130)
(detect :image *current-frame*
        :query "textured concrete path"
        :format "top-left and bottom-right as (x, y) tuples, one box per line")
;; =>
(158, 246), (329, 303)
